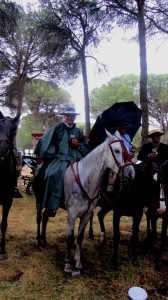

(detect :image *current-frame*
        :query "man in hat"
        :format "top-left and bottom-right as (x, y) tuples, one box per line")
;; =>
(137, 129), (168, 165)
(137, 129), (168, 206)
(137, 129), (168, 211)
(33, 107), (90, 216)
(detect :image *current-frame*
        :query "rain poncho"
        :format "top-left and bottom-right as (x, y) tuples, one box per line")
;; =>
(34, 123), (90, 210)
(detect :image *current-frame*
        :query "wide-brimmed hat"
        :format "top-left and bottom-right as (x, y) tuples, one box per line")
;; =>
(147, 129), (164, 138)
(60, 107), (80, 115)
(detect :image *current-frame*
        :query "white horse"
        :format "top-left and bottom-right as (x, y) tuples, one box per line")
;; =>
(64, 130), (135, 274)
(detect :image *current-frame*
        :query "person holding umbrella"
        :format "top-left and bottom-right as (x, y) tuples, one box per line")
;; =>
(103, 120), (137, 193)
(109, 120), (137, 160)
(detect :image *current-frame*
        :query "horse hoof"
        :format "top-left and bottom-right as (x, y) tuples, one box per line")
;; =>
(64, 263), (73, 273)
(63, 272), (72, 279)
(0, 253), (8, 260)
(36, 236), (47, 247)
(88, 233), (94, 240)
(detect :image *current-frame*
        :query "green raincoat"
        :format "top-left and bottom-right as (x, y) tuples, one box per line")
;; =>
(34, 123), (90, 210)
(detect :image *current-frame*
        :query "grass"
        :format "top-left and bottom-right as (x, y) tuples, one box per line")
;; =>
(0, 178), (167, 300)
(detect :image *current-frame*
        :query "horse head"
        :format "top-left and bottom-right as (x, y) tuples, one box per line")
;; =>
(106, 130), (135, 181)
(0, 112), (20, 159)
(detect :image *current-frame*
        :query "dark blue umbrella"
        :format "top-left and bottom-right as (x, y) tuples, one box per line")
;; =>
(89, 101), (142, 149)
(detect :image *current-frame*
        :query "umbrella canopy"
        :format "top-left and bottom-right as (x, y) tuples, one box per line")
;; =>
(89, 101), (142, 149)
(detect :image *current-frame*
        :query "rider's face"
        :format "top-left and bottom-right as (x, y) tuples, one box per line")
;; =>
(151, 135), (161, 143)
(118, 128), (127, 136)
(64, 114), (76, 126)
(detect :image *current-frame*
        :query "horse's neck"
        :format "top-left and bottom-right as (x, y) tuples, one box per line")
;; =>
(78, 141), (109, 193)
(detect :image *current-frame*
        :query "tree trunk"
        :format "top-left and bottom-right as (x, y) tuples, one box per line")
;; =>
(136, 0), (148, 145)
(81, 52), (91, 135)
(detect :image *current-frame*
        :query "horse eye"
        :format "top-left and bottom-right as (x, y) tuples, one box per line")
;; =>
(114, 148), (120, 153)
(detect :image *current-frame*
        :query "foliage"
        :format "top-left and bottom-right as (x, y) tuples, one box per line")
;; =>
(104, 0), (168, 36)
(148, 74), (168, 131)
(0, 8), (79, 116)
(16, 79), (72, 150)
(102, 0), (168, 144)
(90, 74), (168, 143)
(90, 74), (140, 118)
(16, 115), (39, 150)
(0, 0), (19, 37)
(25, 79), (72, 132)
(37, 0), (111, 134)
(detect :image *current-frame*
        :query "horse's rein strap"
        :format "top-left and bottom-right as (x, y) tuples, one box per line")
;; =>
(70, 162), (99, 203)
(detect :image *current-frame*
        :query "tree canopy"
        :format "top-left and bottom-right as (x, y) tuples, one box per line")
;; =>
(37, 0), (111, 134)
(90, 74), (168, 139)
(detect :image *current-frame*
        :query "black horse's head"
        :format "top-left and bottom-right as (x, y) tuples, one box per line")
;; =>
(0, 112), (20, 159)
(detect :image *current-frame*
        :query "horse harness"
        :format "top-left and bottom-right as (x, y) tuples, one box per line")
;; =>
(70, 139), (133, 204)
(0, 117), (17, 175)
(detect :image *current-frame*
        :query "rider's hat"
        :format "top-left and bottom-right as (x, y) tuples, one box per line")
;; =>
(60, 107), (80, 115)
(147, 129), (164, 138)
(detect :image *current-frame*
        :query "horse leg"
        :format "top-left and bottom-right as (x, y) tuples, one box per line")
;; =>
(130, 210), (143, 261)
(146, 209), (151, 239)
(36, 204), (43, 246)
(112, 210), (121, 268)
(161, 211), (167, 251)
(150, 214), (158, 243)
(40, 209), (50, 246)
(64, 211), (76, 274)
(74, 211), (94, 270)
(0, 200), (12, 258)
(88, 211), (94, 240)
(97, 207), (111, 244)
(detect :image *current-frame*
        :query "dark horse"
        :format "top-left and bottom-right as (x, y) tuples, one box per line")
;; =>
(0, 112), (20, 258)
(89, 163), (162, 268)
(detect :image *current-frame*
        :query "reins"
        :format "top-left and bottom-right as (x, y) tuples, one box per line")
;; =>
(70, 162), (99, 203)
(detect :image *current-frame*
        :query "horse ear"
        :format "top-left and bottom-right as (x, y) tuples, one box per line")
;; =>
(0, 111), (4, 119)
(13, 114), (21, 123)
(105, 129), (112, 138)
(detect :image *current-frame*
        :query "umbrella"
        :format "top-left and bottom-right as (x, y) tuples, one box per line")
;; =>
(89, 101), (142, 149)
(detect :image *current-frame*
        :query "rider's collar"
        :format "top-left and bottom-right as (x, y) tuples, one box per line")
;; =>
(64, 122), (75, 128)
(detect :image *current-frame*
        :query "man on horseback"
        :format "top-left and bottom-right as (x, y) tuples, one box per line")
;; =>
(33, 107), (90, 217)
(137, 129), (168, 166)
(137, 129), (168, 212)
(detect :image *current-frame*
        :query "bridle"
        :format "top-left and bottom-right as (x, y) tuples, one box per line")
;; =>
(0, 118), (15, 161)
(108, 139), (133, 171)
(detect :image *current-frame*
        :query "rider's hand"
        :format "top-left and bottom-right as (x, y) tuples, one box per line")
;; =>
(149, 152), (158, 158)
(71, 138), (80, 148)
(129, 152), (135, 159)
